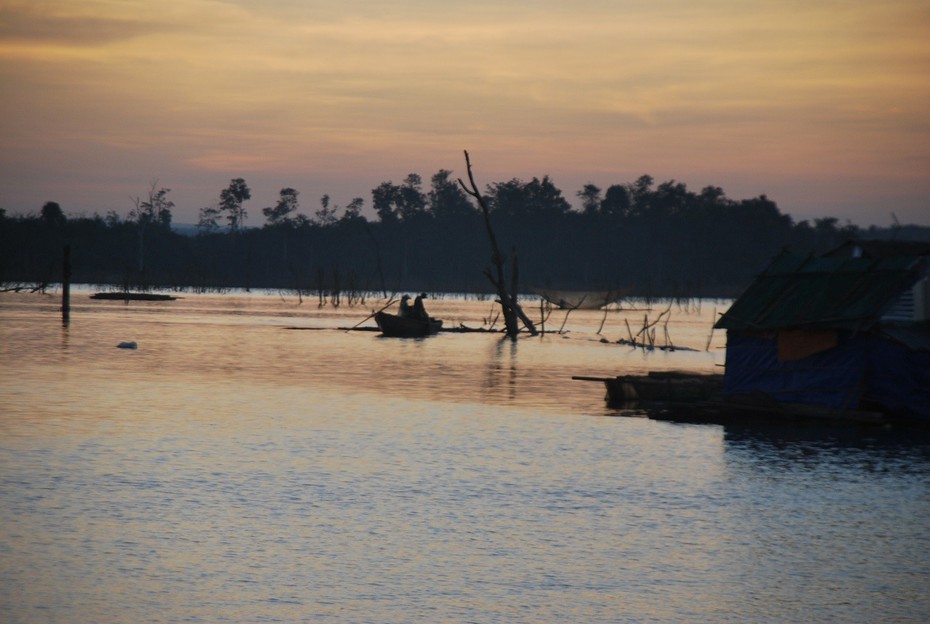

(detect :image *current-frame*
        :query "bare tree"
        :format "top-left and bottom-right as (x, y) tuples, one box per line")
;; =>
(131, 181), (174, 227)
(458, 150), (537, 339)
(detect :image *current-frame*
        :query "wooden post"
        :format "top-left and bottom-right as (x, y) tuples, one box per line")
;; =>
(62, 244), (72, 325)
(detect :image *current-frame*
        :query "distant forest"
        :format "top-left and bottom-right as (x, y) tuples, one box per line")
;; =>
(2, 172), (928, 298)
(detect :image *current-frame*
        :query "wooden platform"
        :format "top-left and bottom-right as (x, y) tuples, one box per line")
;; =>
(573, 371), (888, 425)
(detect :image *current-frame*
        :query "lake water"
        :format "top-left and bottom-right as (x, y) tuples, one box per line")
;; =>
(1, 289), (928, 623)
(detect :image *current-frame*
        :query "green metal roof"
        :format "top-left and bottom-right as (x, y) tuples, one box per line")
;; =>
(715, 251), (923, 331)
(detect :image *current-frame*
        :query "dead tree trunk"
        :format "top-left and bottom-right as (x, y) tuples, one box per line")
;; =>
(61, 244), (71, 326)
(458, 150), (537, 339)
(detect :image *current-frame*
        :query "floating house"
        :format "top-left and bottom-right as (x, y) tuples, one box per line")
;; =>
(714, 241), (930, 422)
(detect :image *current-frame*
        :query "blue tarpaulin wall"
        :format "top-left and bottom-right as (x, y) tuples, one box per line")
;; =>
(723, 333), (868, 410)
(866, 337), (930, 420)
(724, 332), (930, 420)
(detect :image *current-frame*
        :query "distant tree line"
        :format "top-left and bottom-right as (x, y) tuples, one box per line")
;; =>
(2, 172), (926, 298)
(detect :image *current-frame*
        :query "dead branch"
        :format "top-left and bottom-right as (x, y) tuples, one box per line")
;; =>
(458, 150), (537, 339)
(596, 307), (609, 335)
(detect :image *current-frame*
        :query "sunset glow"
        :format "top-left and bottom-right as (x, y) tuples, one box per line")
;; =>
(1, 0), (928, 225)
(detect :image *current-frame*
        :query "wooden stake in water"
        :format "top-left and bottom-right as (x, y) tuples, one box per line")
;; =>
(62, 244), (71, 325)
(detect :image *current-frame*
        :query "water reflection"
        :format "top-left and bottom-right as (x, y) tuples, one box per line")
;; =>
(723, 421), (930, 474)
(3, 291), (929, 623)
(484, 338), (518, 400)
(715, 420), (930, 624)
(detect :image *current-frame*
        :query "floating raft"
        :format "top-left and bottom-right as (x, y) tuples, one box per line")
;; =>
(91, 292), (177, 301)
(574, 371), (723, 405)
(573, 371), (887, 425)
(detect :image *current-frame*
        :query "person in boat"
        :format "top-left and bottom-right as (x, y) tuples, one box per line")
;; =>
(412, 293), (430, 321)
(398, 294), (412, 318)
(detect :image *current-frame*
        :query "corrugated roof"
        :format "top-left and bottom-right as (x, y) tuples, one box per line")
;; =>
(716, 251), (922, 331)
(825, 239), (930, 259)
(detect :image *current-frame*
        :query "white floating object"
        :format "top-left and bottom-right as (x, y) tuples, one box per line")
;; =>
(117, 341), (138, 349)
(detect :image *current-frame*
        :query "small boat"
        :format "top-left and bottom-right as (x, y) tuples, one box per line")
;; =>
(375, 311), (443, 337)
(533, 288), (624, 310)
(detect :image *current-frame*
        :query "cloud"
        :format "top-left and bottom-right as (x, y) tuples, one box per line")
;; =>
(0, 0), (928, 225)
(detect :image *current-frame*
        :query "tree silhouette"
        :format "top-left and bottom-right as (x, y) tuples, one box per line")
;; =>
(220, 178), (251, 231)
(263, 187), (299, 226)
(341, 197), (365, 222)
(577, 184), (601, 216)
(315, 194), (338, 226)
(373, 174), (427, 223)
(488, 176), (571, 220)
(428, 169), (473, 219)
(3, 165), (913, 297)
(41, 201), (66, 227)
(197, 205), (221, 233)
(131, 182), (174, 228)
(600, 184), (631, 218)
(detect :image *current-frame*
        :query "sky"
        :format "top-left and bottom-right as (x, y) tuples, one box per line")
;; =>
(1, 0), (929, 227)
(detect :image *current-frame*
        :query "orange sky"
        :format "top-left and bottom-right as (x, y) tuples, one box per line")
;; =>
(1, 0), (928, 226)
